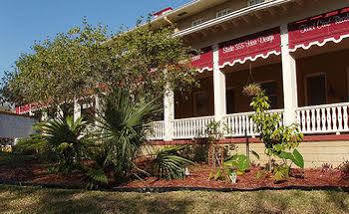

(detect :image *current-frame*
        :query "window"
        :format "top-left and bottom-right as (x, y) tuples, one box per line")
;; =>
(216, 8), (233, 18)
(247, 0), (265, 6)
(226, 88), (236, 114)
(192, 18), (205, 27)
(306, 74), (327, 105)
(193, 91), (209, 116)
(260, 81), (278, 109)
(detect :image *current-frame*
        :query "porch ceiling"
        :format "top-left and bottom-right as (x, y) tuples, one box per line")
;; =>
(181, 0), (311, 43)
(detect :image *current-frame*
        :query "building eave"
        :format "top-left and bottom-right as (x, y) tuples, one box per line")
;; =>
(173, 0), (295, 37)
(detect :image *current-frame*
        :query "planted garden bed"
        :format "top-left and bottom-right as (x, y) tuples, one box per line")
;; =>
(1, 156), (348, 190)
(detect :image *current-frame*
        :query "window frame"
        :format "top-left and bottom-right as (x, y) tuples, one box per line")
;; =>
(304, 72), (327, 106)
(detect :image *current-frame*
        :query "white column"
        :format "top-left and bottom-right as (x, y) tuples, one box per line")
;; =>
(41, 110), (48, 121)
(163, 83), (175, 141)
(94, 94), (101, 126)
(57, 105), (64, 119)
(281, 24), (298, 126)
(213, 44), (227, 122)
(73, 98), (81, 121)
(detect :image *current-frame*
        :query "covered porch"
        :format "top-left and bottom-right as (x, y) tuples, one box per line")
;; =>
(149, 7), (349, 141)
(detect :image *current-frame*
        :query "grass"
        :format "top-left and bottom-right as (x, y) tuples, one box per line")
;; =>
(0, 185), (348, 214)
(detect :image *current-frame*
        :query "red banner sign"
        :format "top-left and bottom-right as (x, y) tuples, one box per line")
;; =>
(191, 47), (213, 72)
(289, 7), (349, 52)
(15, 104), (31, 115)
(15, 103), (42, 115)
(219, 28), (281, 68)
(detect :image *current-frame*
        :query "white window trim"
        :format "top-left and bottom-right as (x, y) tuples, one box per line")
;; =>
(304, 72), (327, 106)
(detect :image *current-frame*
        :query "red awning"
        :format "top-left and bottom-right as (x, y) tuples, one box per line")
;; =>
(191, 47), (213, 73)
(289, 7), (349, 52)
(219, 28), (281, 68)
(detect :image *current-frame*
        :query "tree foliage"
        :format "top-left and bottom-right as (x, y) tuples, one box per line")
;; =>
(243, 83), (304, 180)
(1, 19), (197, 107)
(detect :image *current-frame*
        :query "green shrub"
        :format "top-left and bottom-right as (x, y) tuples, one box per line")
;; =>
(36, 116), (91, 173)
(244, 83), (304, 180)
(13, 136), (48, 156)
(93, 88), (160, 182)
(152, 146), (194, 180)
(224, 154), (250, 175)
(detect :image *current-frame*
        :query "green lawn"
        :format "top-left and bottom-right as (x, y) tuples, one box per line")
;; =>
(0, 185), (348, 214)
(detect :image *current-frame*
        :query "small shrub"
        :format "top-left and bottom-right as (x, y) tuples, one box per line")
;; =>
(224, 154), (250, 175)
(321, 163), (333, 173)
(36, 116), (90, 173)
(273, 164), (290, 182)
(13, 136), (48, 156)
(152, 146), (194, 180)
(209, 154), (251, 182)
(255, 170), (268, 180)
(338, 160), (349, 180)
(180, 143), (210, 163)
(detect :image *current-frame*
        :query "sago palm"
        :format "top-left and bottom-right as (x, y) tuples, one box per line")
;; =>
(94, 88), (159, 180)
(153, 146), (194, 180)
(37, 116), (90, 172)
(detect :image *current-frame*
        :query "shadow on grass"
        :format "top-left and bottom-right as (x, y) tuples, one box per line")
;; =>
(0, 185), (349, 214)
(0, 185), (194, 214)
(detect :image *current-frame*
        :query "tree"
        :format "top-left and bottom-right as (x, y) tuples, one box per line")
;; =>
(243, 83), (304, 181)
(1, 19), (197, 108)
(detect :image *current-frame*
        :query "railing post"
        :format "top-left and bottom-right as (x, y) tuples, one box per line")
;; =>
(164, 82), (174, 141)
(281, 24), (298, 126)
(213, 44), (227, 123)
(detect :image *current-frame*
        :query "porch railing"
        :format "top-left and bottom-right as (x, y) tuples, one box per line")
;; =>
(296, 102), (349, 135)
(147, 103), (349, 140)
(223, 109), (284, 137)
(147, 121), (165, 140)
(172, 116), (215, 139)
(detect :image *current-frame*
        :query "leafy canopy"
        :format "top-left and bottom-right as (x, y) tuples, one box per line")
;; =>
(1, 19), (197, 106)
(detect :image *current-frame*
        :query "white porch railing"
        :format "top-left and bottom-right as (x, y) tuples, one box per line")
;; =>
(223, 109), (284, 137)
(147, 121), (165, 140)
(296, 102), (349, 135)
(172, 116), (215, 139)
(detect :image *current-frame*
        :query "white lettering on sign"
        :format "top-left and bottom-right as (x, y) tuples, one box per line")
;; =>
(299, 12), (349, 33)
(222, 35), (275, 54)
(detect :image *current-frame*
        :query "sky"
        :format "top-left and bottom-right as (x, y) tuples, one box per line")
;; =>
(0, 0), (192, 79)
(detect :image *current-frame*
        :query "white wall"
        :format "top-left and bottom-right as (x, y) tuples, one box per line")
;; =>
(0, 113), (36, 138)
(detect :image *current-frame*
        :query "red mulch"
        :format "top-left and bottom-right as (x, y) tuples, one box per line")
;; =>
(119, 165), (349, 189)
(1, 161), (348, 189)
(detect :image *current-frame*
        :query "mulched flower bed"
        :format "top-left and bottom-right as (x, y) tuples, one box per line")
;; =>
(1, 160), (348, 190)
(120, 165), (349, 189)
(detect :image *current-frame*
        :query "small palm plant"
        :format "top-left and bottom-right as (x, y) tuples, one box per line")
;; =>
(152, 146), (194, 180)
(36, 116), (90, 173)
(94, 88), (160, 181)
